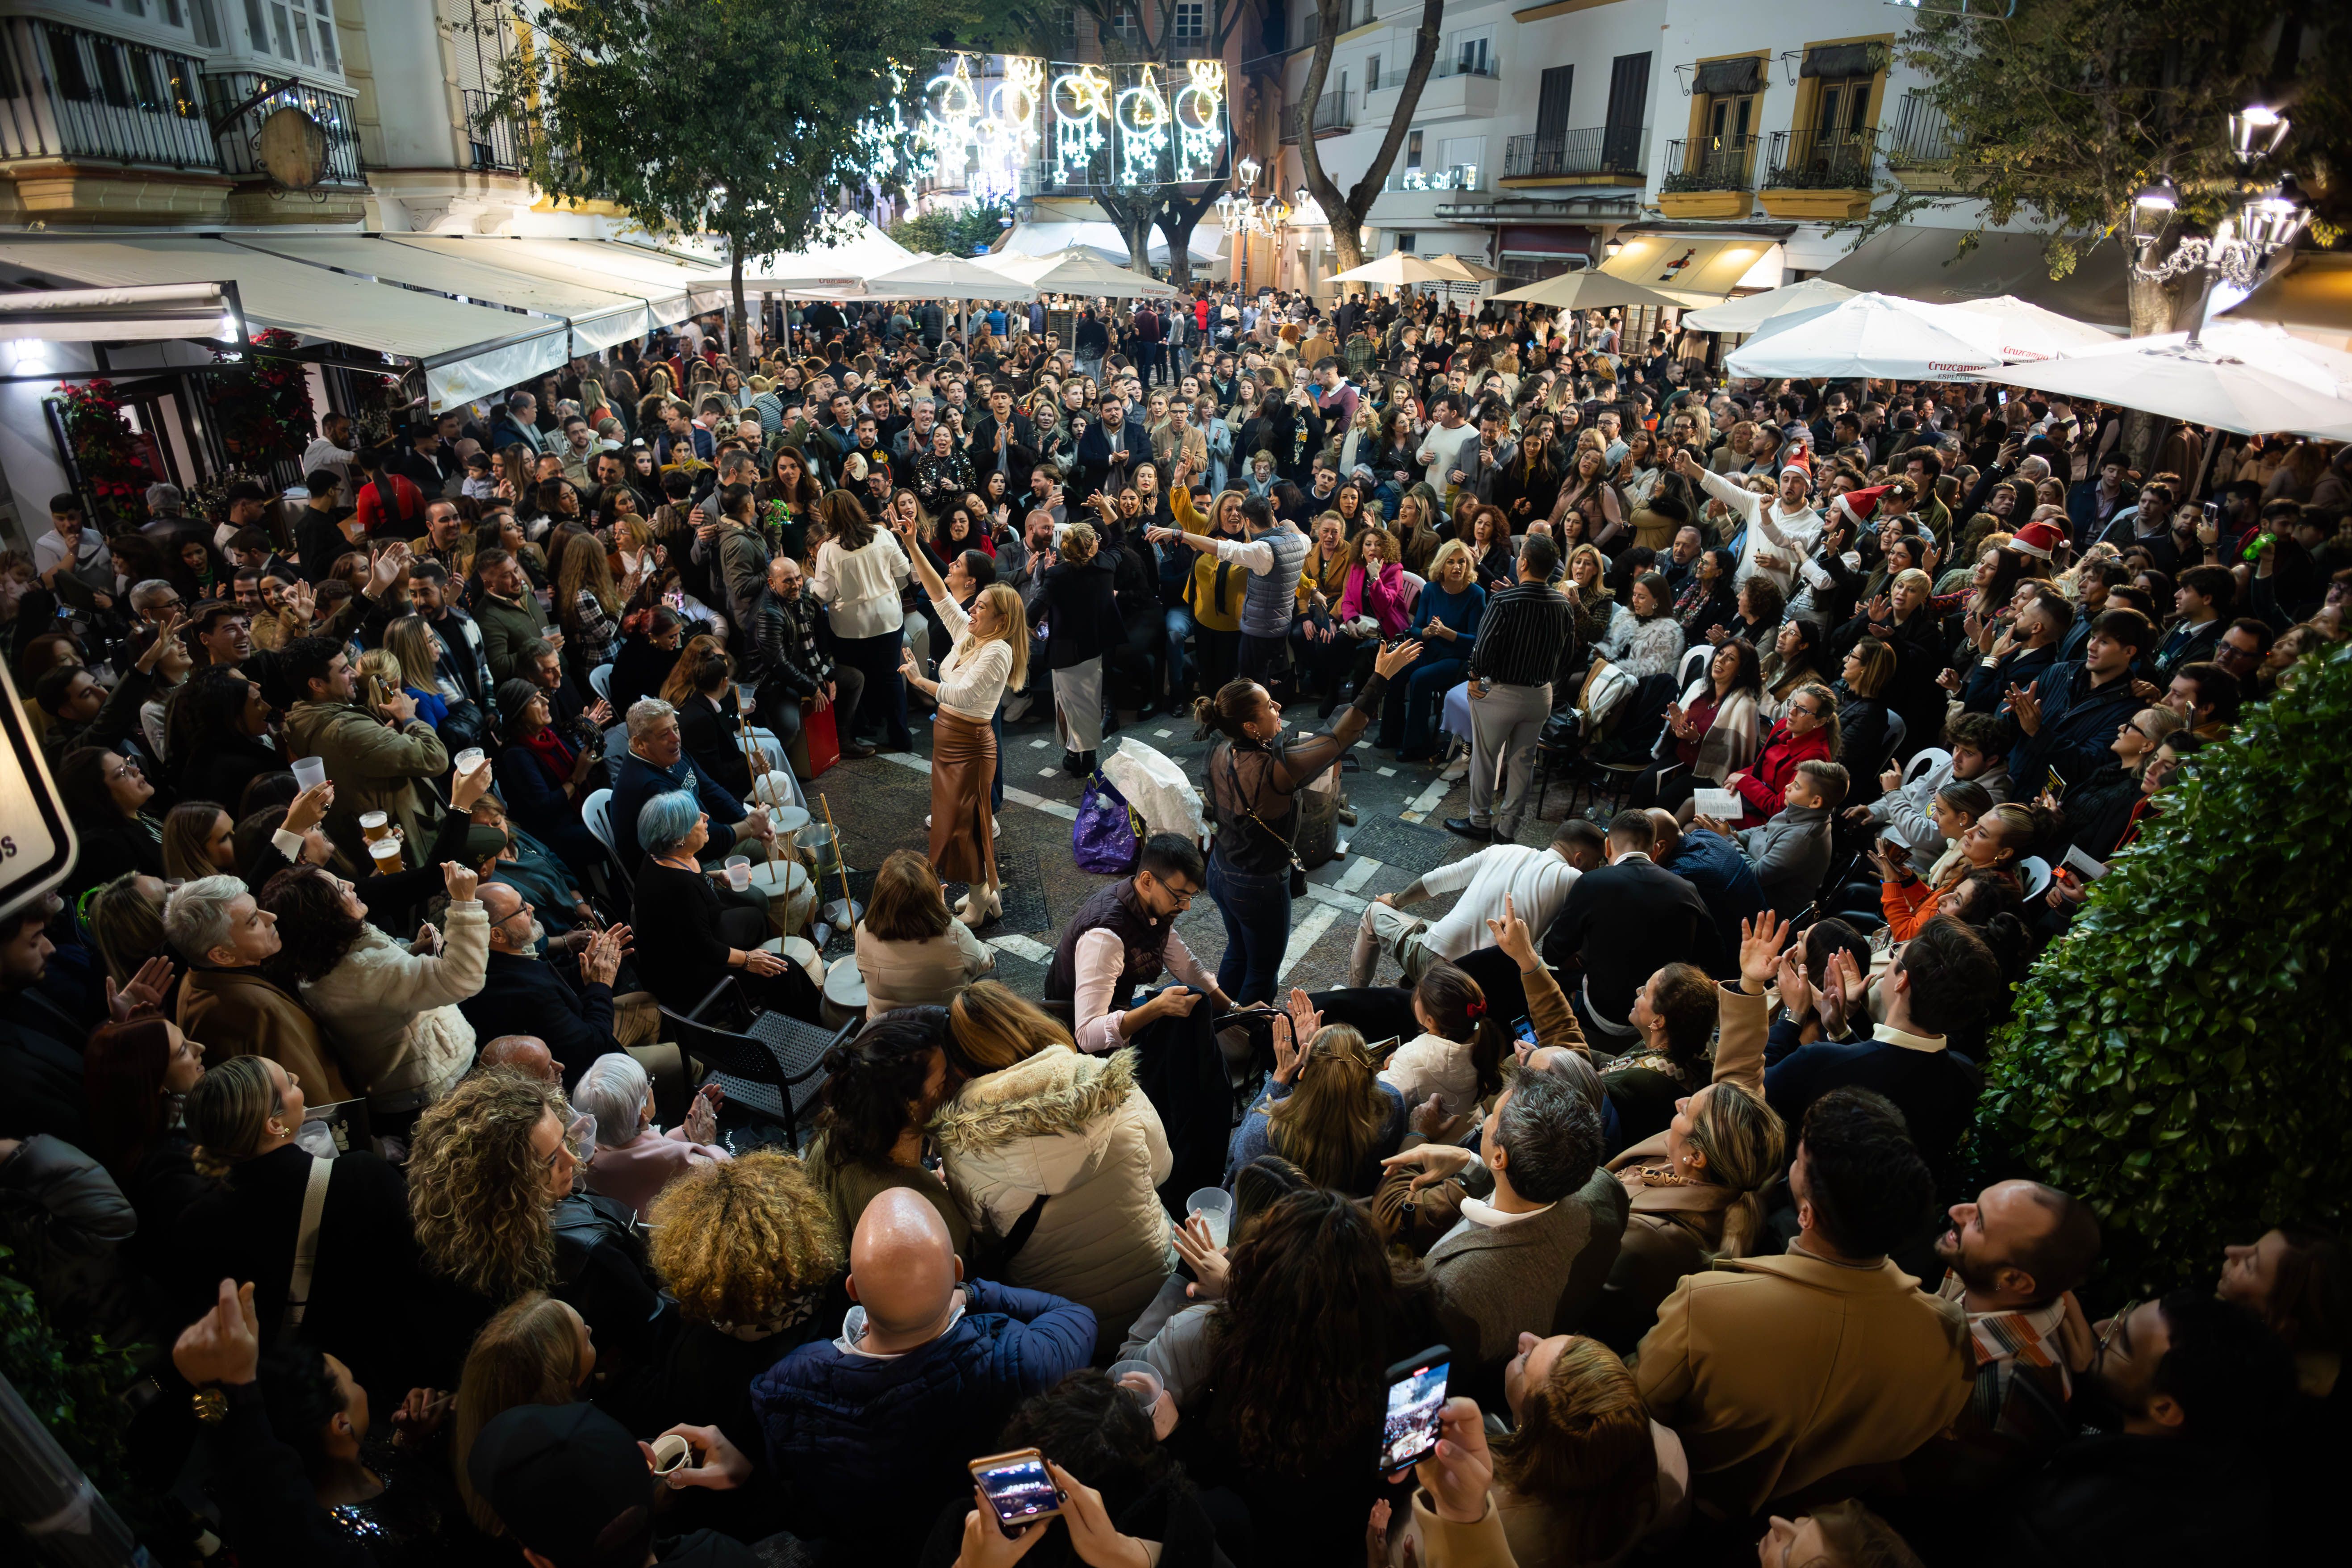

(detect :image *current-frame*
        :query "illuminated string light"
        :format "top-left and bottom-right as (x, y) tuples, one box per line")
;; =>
(1053, 64), (1111, 184)
(1173, 60), (1226, 182)
(1115, 64), (1170, 185)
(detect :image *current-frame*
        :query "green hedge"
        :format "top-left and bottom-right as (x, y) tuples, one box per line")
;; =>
(1980, 641), (2352, 1296)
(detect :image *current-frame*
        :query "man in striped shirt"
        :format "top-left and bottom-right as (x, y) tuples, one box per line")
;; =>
(1448, 535), (1572, 845)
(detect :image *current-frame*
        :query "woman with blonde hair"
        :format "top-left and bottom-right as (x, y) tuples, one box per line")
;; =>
(644, 1151), (845, 1445)
(933, 981), (1175, 1351)
(451, 1293), (593, 1531)
(1457, 1334), (1687, 1568)
(658, 631), (727, 709)
(1879, 799), (2039, 941)
(890, 510), (1027, 927)
(85, 871), (169, 987)
(1393, 486), (1443, 578)
(161, 800), (237, 881)
(1227, 1016), (1405, 1196)
(853, 848), (994, 1016)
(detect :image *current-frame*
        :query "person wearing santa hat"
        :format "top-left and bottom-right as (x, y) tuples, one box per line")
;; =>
(1674, 446), (1824, 601)
(2001, 518), (2069, 564)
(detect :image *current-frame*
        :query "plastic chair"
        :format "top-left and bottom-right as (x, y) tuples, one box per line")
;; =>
(1903, 747), (1951, 786)
(658, 978), (856, 1148)
(2018, 855), (2052, 902)
(1878, 712), (1908, 776)
(581, 788), (631, 896)
(588, 663), (612, 703)
(1677, 645), (1709, 692)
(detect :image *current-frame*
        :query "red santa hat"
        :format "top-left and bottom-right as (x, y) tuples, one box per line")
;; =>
(2006, 518), (2068, 560)
(1831, 485), (1889, 527)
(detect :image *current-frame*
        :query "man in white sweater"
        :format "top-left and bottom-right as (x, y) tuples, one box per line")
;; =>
(1674, 448), (1823, 598)
(1349, 818), (1604, 987)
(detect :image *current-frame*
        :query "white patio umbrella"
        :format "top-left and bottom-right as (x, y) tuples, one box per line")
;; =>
(1490, 268), (1686, 311)
(977, 245), (1181, 300)
(1939, 295), (2117, 361)
(1991, 322), (2352, 440)
(785, 252), (1039, 302)
(1327, 252), (1463, 289)
(1425, 253), (1500, 282)
(1723, 291), (2021, 380)
(1683, 276), (1857, 334)
(704, 216), (916, 289)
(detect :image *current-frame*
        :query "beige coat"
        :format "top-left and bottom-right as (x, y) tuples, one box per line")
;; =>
(1633, 1249), (1972, 1518)
(932, 1045), (1174, 1354)
(175, 965), (356, 1106)
(297, 900), (488, 1112)
(282, 699), (447, 864)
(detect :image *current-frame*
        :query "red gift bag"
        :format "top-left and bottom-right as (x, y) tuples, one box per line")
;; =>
(791, 698), (839, 780)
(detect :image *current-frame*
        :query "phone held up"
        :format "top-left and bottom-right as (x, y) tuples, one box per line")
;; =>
(969, 1447), (1063, 1528)
(1380, 1345), (1453, 1473)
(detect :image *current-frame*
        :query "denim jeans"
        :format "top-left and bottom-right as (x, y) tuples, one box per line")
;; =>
(1164, 604), (1197, 695)
(1207, 854), (1291, 1005)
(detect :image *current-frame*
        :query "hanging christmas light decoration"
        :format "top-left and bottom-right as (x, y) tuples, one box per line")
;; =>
(1173, 59), (1227, 182)
(1116, 64), (1171, 185)
(1053, 64), (1112, 184)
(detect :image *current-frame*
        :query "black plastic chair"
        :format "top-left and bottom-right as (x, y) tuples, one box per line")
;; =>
(657, 976), (857, 1149)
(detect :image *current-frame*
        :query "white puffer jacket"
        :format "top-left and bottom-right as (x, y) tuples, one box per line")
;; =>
(932, 1044), (1175, 1354)
(299, 899), (488, 1112)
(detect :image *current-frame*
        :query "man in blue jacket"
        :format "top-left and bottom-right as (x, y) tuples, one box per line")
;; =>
(2002, 608), (2154, 800)
(751, 1190), (1095, 1557)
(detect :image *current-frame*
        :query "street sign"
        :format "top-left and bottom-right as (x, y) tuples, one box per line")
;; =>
(0, 663), (77, 922)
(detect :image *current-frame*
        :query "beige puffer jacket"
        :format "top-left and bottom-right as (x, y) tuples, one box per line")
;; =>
(932, 1045), (1175, 1354)
(299, 899), (487, 1113)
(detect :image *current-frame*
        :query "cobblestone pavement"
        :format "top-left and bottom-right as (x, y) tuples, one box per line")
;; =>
(796, 690), (1601, 1000)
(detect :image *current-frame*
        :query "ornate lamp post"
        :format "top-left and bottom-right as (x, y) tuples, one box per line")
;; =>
(2128, 106), (2306, 345)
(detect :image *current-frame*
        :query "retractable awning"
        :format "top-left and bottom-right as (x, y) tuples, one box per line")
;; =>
(230, 235), (650, 356)
(1600, 234), (1780, 305)
(0, 280), (243, 343)
(385, 236), (704, 327)
(0, 235), (568, 410)
(1817, 226), (2131, 330)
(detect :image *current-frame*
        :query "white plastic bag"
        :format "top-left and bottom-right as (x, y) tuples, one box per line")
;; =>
(1102, 738), (1208, 842)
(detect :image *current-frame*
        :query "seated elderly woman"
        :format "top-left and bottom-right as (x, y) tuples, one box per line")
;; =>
(571, 1052), (729, 1219)
(628, 788), (804, 1016)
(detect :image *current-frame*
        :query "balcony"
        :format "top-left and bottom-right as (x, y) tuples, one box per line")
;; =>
(205, 71), (364, 182)
(0, 17), (237, 222)
(1365, 52), (1498, 124)
(462, 87), (521, 174)
(1760, 126), (1878, 221)
(1500, 125), (1647, 188)
(1883, 92), (1969, 193)
(1280, 90), (1353, 143)
(1659, 134), (1756, 219)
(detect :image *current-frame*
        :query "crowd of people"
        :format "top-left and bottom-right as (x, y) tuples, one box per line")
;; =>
(2, 274), (2345, 1568)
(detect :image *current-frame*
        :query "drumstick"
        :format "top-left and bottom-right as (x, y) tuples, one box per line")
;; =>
(818, 792), (852, 908)
(733, 698), (779, 874)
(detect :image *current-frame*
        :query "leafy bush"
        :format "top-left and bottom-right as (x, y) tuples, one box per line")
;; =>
(1980, 642), (2352, 1295)
(888, 197), (1014, 260)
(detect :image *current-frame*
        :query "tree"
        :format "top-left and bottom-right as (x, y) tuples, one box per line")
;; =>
(482, 0), (952, 354)
(1295, 0), (1444, 286)
(1863, 2), (2337, 464)
(1978, 642), (2352, 1297)
(889, 197), (1015, 260)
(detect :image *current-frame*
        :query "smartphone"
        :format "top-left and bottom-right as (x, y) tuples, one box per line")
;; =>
(1510, 1015), (1539, 1052)
(1380, 1346), (1452, 1472)
(968, 1448), (1062, 1527)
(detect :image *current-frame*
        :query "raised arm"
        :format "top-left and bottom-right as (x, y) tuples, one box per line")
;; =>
(1270, 638), (1423, 785)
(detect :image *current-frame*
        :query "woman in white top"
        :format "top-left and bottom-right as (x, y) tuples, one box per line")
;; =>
(809, 489), (914, 754)
(854, 849), (994, 1015)
(892, 511), (1028, 926)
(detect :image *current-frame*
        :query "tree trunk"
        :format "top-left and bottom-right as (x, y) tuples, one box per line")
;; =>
(729, 247), (749, 364)
(1295, 0), (1442, 293)
(2121, 260), (2193, 473)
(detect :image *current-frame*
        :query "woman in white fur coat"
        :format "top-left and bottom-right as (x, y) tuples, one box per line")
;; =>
(930, 981), (1176, 1355)
(257, 858), (489, 1120)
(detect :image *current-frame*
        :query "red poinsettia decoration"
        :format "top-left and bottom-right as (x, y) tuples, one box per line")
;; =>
(208, 328), (317, 462)
(55, 379), (153, 527)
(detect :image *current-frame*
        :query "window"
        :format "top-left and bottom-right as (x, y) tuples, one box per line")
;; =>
(93, 37), (132, 108)
(1454, 35), (1490, 76)
(189, 0), (223, 49)
(1110, 2), (1137, 41)
(1406, 128), (1422, 168)
(1814, 77), (1872, 140)
(129, 46), (168, 111)
(1175, 1), (1204, 41)
(122, 0), (150, 17)
(239, 0), (267, 52)
(1394, 233), (1417, 253)
(290, 5), (316, 65)
(1707, 92), (1756, 141)
(1535, 64), (1572, 140)
(1366, 54), (1380, 93)
(163, 0), (185, 24)
(48, 26), (92, 101)
(269, 2), (295, 59)
(1603, 52), (1650, 169)
(1438, 134), (1483, 187)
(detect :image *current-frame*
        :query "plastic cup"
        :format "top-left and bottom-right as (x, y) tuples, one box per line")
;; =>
(291, 755), (327, 791)
(841, 1305), (867, 1346)
(1107, 1360), (1164, 1414)
(368, 838), (402, 874)
(724, 855), (752, 891)
(359, 810), (389, 843)
(1185, 1187), (1233, 1248)
(453, 747), (486, 776)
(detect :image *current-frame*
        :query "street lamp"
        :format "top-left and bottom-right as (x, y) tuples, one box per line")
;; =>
(1602, 234), (1625, 260)
(2129, 108), (2305, 344)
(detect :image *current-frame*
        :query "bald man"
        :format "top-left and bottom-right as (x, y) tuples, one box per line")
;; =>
(476, 1035), (558, 1082)
(749, 1189), (1095, 1555)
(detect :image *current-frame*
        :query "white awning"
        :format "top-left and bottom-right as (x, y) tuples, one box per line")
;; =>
(999, 221), (1223, 267)
(384, 236), (704, 326)
(1600, 234), (1782, 305)
(0, 280), (242, 343)
(230, 235), (650, 355)
(698, 217), (918, 289)
(0, 234), (568, 410)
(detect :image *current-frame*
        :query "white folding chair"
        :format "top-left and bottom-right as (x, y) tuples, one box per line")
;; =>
(588, 664), (612, 703)
(583, 789), (619, 857)
(2018, 855), (2052, 902)
(1677, 645), (1709, 691)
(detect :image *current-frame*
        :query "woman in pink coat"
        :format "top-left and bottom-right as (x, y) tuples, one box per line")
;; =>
(572, 1053), (729, 1218)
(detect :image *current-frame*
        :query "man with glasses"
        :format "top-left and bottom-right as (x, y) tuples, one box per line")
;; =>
(460, 882), (655, 1089)
(1044, 832), (1231, 1056)
(2210, 616), (2272, 706)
